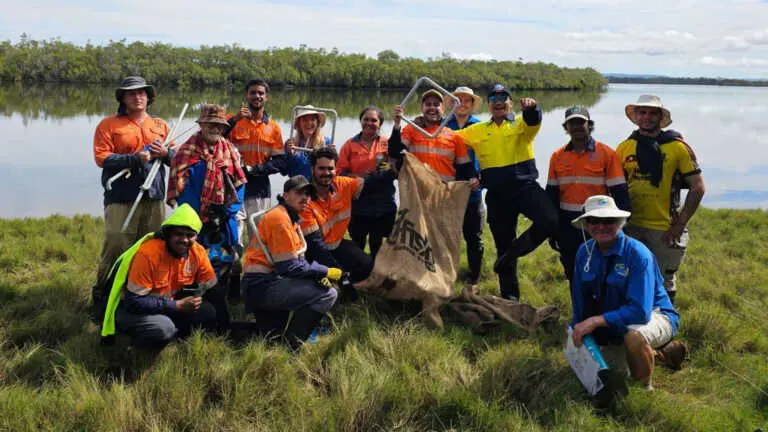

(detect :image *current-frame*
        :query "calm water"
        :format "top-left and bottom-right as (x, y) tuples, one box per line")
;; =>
(1, 83), (766, 218)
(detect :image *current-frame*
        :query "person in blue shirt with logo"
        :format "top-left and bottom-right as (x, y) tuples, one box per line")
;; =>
(570, 195), (687, 390)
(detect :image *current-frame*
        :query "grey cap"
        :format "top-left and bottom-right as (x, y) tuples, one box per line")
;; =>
(283, 175), (316, 194)
(564, 106), (590, 122)
(115, 76), (156, 103)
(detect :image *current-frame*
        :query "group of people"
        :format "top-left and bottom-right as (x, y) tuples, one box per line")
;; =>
(92, 75), (703, 389)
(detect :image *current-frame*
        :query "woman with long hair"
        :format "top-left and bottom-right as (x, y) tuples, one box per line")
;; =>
(284, 105), (333, 180)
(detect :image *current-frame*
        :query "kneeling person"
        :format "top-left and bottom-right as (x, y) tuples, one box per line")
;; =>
(101, 204), (220, 348)
(570, 196), (687, 390)
(243, 176), (340, 349)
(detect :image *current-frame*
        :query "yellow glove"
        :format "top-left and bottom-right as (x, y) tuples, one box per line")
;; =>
(318, 277), (333, 290)
(327, 267), (343, 281)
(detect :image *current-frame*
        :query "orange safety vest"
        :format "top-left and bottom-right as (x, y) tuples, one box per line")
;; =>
(401, 124), (471, 181)
(300, 176), (363, 249)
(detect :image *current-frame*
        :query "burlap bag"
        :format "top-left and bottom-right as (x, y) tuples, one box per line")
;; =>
(356, 152), (471, 327)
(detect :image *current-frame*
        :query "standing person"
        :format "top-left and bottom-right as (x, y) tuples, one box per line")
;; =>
(337, 106), (396, 257)
(546, 106), (630, 284)
(242, 176), (340, 350)
(616, 95), (705, 303)
(445, 87), (486, 285)
(284, 106), (333, 180)
(456, 84), (558, 301)
(570, 196), (687, 390)
(92, 76), (171, 310)
(224, 79), (285, 241)
(100, 204), (220, 348)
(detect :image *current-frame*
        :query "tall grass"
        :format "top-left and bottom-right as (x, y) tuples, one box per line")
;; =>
(1, 209), (767, 431)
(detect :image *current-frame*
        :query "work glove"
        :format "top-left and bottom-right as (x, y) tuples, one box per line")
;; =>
(376, 159), (391, 172)
(318, 277), (333, 290)
(326, 267), (343, 281)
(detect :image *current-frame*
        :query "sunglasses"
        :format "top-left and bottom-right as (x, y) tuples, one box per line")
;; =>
(488, 93), (510, 103)
(586, 217), (622, 226)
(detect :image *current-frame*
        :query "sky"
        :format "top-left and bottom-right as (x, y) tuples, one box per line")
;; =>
(3, 0), (768, 78)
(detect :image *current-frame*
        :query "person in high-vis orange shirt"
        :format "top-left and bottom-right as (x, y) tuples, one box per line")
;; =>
(91, 76), (171, 315)
(243, 176), (341, 350)
(102, 204), (221, 348)
(300, 148), (395, 299)
(546, 106), (630, 285)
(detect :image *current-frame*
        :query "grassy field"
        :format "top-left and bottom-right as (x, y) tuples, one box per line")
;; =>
(0, 209), (767, 431)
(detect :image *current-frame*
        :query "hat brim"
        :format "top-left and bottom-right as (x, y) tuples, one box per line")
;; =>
(115, 85), (155, 103)
(295, 111), (327, 128)
(571, 208), (631, 230)
(625, 104), (672, 128)
(286, 182), (316, 195)
(449, 91), (482, 111)
(563, 114), (590, 123)
(196, 118), (230, 126)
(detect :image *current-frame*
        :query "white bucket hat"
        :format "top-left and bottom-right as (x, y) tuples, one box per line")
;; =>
(449, 86), (482, 111)
(294, 105), (327, 128)
(571, 195), (631, 230)
(625, 94), (672, 128)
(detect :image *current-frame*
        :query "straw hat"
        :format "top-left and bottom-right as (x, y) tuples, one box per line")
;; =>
(196, 104), (229, 126)
(449, 86), (482, 111)
(294, 105), (327, 128)
(625, 94), (672, 128)
(571, 195), (631, 230)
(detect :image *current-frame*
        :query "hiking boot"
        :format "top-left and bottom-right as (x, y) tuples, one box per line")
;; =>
(655, 340), (688, 370)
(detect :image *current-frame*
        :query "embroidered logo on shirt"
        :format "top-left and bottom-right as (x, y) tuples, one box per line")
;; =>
(614, 262), (629, 277)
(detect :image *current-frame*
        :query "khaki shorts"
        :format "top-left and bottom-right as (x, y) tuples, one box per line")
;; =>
(600, 309), (675, 375)
(623, 224), (688, 294)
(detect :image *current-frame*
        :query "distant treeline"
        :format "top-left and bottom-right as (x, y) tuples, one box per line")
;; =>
(607, 76), (768, 87)
(0, 36), (607, 91)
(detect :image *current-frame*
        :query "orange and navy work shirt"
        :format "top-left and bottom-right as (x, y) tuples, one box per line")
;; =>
(401, 124), (471, 181)
(125, 238), (217, 299)
(93, 115), (169, 167)
(337, 134), (390, 176)
(547, 139), (626, 212)
(226, 113), (284, 167)
(300, 176), (364, 249)
(244, 205), (307, 274)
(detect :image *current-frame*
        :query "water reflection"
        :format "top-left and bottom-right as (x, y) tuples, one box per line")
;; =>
(1, 83), (765, 217)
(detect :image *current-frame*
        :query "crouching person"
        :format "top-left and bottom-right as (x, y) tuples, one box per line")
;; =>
(243, 175), (340, 350)
(100, 204), (220, 348)
(570, 195), (687, 390)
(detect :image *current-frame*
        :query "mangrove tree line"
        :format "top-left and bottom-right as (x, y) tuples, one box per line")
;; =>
(0, 36), (607, 90)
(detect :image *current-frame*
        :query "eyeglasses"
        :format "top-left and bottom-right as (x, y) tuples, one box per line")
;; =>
(586, 217), (621, 226)
(488, 93), (509, 103)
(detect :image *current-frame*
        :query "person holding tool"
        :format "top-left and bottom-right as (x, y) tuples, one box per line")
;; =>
(455, 84), (557, 301)
(100, 204), (221, 348)
(242, 175), (340, 350)
(224, 79), (285, 246)
(569, 195), (687, 391)
(91, 76), (172, 315)
(284, 105), (334, 180)
(445, 87), (486, 285)
(337, 106), (396, 258)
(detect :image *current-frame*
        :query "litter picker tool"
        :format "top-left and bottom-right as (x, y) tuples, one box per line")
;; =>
(120, 103), (189, 233)
(288, 105), (338, 153)
(399, 76), (460, 138)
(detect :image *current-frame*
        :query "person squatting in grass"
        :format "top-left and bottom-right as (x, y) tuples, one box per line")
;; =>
(337, 106), (396, 258)
(284, 105), (334, 180)
(224, 79), (286, 256)
(616, 95), (706, 304)
(455, 84), (557, 301)
(166, 104), (248, 327)
(242, 175), (342, 350)
(91, 76), (171, 309)
(570, 195), (688, 391)
(546, 106), (630, 287)
(445, 86), (486, 285)
(100, 204), (223, 348)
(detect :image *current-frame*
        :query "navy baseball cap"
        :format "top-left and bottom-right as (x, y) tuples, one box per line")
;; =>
(487, 84), (512, 99)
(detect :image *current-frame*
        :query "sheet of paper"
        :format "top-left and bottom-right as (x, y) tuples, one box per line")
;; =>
(564, 327), (606, 395)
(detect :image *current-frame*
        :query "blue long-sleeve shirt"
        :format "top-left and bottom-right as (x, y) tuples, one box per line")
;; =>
(283, 136), (332, 180)
(571, 231), (679, 344)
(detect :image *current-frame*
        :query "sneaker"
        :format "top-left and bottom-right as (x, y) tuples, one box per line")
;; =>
(655, 340), (688, 370)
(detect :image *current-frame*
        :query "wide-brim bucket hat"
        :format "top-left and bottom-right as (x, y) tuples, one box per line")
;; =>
(449, 86), (482, 111)
(294, 105), (327, 128)
(196, 103), (230, 126)
(115, 76), (156, 103)
(571, 195), (631, 230)
(625, 94), (672, 128)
